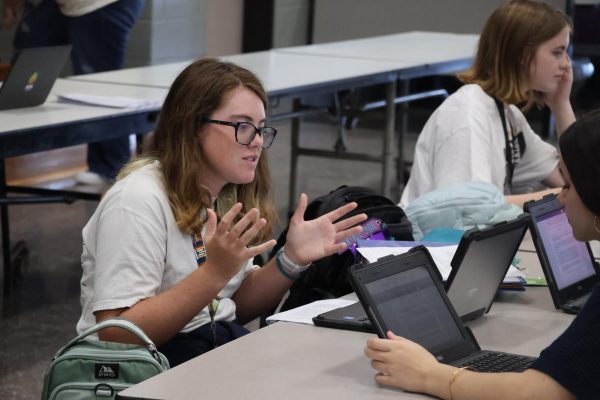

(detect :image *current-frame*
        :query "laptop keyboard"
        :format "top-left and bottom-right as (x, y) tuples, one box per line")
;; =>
(565, 292), (591, 313)
(460, 352), (536, 372)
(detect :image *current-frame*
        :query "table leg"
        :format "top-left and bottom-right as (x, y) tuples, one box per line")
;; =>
(1, 159), (12, 296)
(288, 99), (301, 214)
(333, 92), (349, 153)
(393, 79), (410, 200)
(381, 80), (397, 199)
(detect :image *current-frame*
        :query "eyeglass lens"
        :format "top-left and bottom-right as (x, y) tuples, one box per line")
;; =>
(236, 122), (276, 148)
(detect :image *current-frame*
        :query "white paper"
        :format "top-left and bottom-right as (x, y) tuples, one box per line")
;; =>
(356, 245), (525, 282)
(56, 93), (161, 110)
(266, 298), (357, 325)
(357, 245), (457, 280)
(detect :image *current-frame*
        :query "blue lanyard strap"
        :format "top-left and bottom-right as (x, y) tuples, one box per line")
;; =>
(191, 232), (207, 266)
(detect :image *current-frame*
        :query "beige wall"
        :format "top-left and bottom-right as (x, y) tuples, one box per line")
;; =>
(1, 0), (569, 66)
(206, 0), (244, 56)
(312, 0), (566, 43)
(273, 0), (311, 48)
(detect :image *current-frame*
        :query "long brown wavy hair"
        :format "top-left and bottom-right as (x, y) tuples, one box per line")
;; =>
(119, 58), (278, 242)
(458, 0), (571, 111)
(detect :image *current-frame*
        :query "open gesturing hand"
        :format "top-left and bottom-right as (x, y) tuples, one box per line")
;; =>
(283, 193), (367, 266)
(202, 203), (276, 282)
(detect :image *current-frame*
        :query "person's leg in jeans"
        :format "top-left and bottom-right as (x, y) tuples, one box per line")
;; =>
(13, 0), (68, 50)
(68, 0), (145, 181)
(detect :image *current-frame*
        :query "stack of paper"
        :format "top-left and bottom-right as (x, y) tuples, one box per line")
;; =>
(56, 93), (161, 110)
(356, 240), (526, 289)
(265, 299), (357, 325)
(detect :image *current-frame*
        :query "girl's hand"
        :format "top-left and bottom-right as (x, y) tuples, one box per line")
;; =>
(284, 193), (367, 265)
(544, 55), (573, 113)
(203, 203), (276, 282)
(364, 331), (441, 392)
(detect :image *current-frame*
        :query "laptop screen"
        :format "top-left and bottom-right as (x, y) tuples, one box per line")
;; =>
(535, 207), (596, 289)
(446, 215), (529, 321)
(365, 265), (464, 354)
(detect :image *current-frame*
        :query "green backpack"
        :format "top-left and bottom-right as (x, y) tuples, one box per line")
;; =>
(41, 318), (170, 400)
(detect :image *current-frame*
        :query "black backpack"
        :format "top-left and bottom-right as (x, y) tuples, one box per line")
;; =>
(273, 185), (414, 312)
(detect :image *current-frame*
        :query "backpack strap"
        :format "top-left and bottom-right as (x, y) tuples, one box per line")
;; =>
(54, 318), (166, 366)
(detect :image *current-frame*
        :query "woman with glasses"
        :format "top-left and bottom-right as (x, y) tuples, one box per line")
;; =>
(75, 58), (367, 366)
(365, 111), (600, 399)
(400, 0), (575, 208)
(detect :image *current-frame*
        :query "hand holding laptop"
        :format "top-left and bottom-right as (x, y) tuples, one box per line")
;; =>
(365, 331), (456, 396)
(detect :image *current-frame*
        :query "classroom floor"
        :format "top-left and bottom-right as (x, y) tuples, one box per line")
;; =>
(0, 91), (574, 398)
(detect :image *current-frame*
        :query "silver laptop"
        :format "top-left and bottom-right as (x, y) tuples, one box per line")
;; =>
(445, 214), (530, 321)
(313, 215), (530, 330)
(0, 45), (71, 110)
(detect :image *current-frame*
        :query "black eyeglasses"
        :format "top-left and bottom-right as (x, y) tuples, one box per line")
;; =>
(201, 119), (277, 149)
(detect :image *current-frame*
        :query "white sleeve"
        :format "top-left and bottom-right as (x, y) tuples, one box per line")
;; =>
(91, 191), (169, 313)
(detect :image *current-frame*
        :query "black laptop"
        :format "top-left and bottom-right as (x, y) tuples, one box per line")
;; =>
(0, 45), (71, 110)
(348, 247), (536, 372)
(524, 194), (600, 314)
(445, 214), (529, 321)
(313, 215), (530, 330)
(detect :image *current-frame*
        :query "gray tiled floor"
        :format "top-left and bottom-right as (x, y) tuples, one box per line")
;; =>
(0, 110), (420, 399)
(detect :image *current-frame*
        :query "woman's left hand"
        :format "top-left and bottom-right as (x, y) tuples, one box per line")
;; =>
(284, 193), (367, 265)
(365, 331), (442, 392)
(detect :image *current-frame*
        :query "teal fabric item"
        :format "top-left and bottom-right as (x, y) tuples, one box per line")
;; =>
(421, 227), (465, 244)
(41, 318), (169, 400)
(403, 181), (523, 240)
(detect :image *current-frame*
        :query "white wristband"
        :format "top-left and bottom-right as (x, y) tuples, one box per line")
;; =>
(275, 247), (311, 280)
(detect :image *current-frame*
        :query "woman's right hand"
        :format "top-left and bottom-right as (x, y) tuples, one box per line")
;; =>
(202, 203), (276, 283)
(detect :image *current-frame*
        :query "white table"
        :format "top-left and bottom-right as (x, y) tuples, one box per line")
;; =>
(1, 79), (167, 154)
(278, 31), (478, 66)
(72, 32), (478, 209)
(72, 51), (405, 97)
(118, 286), (573, 400)
(0, 79), (168, 295)
(71, 50), (408, 209)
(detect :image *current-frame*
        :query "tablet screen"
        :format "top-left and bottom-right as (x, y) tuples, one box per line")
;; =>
(365, 265), (463, 353)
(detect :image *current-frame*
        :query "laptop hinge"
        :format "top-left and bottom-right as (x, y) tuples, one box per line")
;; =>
(464, 327), (481, 351)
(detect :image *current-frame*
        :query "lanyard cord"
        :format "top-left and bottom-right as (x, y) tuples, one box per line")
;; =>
(191, 231), (221, 348)
(494, 98), (515, 189)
